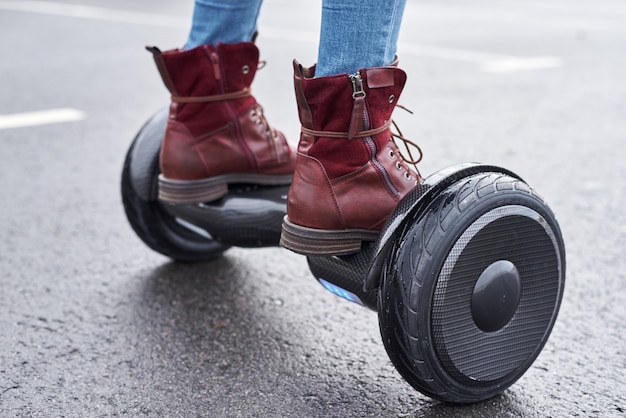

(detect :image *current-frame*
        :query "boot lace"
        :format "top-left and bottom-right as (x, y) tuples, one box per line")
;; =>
(250, 104), (280, 142)
(298, 103), (424, 183)
(390, 106), (423, 181)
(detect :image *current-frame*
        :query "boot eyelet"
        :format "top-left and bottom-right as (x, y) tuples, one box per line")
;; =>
(404, 172), (412, 180)
(388, 95), (395, 103)
(242, 65), (250, 74)
(396, 161), (402, 170)
(388, 149), (395, 159)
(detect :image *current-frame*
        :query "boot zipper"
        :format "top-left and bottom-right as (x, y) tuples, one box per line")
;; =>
(349, 72), (399, 197)
(350, 72), (366, 99)
(209, 51), (221, 81)
(210, 51), (257, 170)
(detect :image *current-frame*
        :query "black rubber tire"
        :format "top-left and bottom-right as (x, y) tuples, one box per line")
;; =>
(378, 172), (565, 403)
(121, 112), (229, 262)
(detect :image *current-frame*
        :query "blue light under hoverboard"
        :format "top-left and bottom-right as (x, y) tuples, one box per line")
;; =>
(318, 278), (364, 306)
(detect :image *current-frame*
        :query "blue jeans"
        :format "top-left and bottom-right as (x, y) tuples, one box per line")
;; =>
(185, 0), (407, 77)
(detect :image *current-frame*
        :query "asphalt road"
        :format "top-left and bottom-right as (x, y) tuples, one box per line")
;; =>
(1, 0), (625, 416)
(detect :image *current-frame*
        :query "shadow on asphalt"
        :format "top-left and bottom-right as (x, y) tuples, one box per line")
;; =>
(120, 258), (536, 417)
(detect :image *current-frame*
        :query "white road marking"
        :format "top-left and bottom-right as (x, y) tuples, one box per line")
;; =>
(482, 56), (562, 73)
(398, 43), (563, 73)
(0, 108), (85, 130)
(0, 0), (188, 27)
(0, 0), (562, 73)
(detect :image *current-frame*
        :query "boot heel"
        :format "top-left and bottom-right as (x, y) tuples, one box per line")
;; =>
(158, 176), (228, 204)
(280, 217), (379, 256)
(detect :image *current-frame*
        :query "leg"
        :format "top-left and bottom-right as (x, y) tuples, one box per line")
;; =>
(281, 0), (422, 256)
(186, 0), (263, 47)
(316, 0), (407, 76)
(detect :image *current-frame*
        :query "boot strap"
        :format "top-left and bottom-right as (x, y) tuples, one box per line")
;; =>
(171, 88), (251, 104)
(301, 119), (392, 139)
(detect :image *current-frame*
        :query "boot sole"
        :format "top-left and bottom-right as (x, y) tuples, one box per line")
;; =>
(158, 173), (293, 204)
(280, 216), (380, 256)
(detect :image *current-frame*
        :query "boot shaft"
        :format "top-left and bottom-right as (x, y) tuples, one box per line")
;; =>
(148, 42), (260, 96)
(294, 62), (406, 132)
(148, 43), (260, 136)
(293, 61), (407, 179)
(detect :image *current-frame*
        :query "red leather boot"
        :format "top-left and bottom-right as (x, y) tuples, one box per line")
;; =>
(280, 60), (422, 256)
(147, 43), (296, 204)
